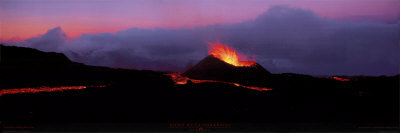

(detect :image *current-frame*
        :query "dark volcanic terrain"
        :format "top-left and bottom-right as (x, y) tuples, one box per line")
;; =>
(0, 44), (398, 132)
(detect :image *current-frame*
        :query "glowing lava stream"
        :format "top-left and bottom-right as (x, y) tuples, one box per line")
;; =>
(0, 85), (107, 96)
(208, 41), (255, 67)
(330, 76), (350, 82)
(166, 73), (272, 91)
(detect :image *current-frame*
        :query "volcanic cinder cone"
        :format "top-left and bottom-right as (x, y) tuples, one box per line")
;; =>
(182, 55), (271, 84)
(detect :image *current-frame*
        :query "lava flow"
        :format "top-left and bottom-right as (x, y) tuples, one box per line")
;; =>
(166, 73), (272, 91)
(0, 85), (107, 96)
(331, 76), (350, 82)
(208, 41), (255, 67)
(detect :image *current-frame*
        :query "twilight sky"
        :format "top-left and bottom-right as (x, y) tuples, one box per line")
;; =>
(1, 0), (399, 76)
(1, 0), (399, 41)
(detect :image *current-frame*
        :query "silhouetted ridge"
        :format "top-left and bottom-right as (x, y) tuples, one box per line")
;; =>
(0, 44), (173, 88)
(0, 45), (77, 68)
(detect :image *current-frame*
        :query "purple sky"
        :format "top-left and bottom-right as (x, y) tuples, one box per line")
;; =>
(1, 0), (399, 76)
(1, 0), (399, 41)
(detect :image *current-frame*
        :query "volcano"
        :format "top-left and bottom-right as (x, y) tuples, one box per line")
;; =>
(182, 41), (271, 85)
(182, 55), (270, 83)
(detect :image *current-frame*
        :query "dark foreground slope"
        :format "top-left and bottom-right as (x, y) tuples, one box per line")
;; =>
(0, 45), (398, 132)
(0, 45), (173, 88)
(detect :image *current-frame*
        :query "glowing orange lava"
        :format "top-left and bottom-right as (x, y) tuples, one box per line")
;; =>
(331, 76), (350, 82)
(0, 85), (106, 96)
(208, 41), (255, 67)
(166, 73), (272, 91)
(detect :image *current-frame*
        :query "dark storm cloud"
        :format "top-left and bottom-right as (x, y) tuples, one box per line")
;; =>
(5, 6), (399, 75)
